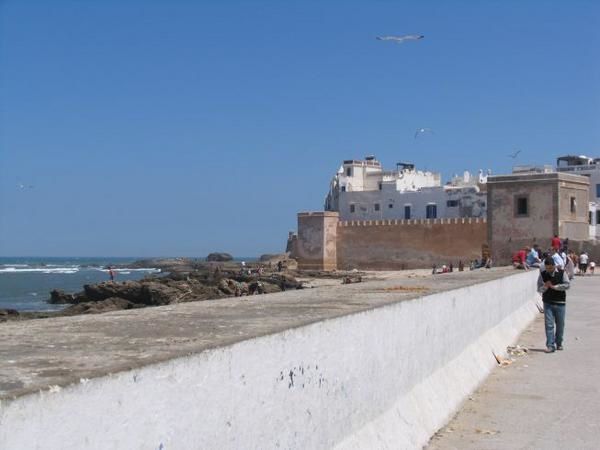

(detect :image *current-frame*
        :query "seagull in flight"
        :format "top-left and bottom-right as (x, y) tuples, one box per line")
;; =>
(508, 150), (521, 159)
(376, 34), (424, 44)
(414, 128), (434, 139)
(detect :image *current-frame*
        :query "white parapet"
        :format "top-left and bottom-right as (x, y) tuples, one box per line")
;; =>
(0, 272), (539, 450)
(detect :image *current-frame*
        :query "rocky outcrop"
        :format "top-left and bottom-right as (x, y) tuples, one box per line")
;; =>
(0, 309), (19, 322)
(206, 253), (233, 262)
(10, 264), (306, 322)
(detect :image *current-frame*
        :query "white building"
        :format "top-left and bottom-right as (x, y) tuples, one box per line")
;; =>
(324, 156), (488, 221)
(555, 155), (600, 240)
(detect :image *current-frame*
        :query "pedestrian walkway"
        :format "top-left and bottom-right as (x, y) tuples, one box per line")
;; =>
(427, 275), (600, 450)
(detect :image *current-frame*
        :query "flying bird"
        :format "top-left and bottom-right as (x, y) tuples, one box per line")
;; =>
(17, 183), (34, 189)
(376, 34), (424, 44)
(508, 150), (521, 159)
(414, 128), (434, 139)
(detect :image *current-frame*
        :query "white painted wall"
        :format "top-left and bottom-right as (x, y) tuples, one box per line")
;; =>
(0, 272), (539, 450)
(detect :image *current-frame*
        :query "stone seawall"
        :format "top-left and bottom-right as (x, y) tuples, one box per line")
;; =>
(0, 270), (538, 449)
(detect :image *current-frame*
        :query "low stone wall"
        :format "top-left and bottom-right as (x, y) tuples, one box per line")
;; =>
(337, 218), (487, 270)
(0, 271), (538, 449)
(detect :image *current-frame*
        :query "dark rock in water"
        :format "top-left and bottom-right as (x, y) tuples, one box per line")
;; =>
(206, 253), (233, 262)
(49, 289), (86, 304)
(0, 308), (20, 322)
(61, 298), (139, 315)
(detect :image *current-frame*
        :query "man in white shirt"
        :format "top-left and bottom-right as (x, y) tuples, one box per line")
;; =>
(579, 251), (589, 275)
(551, 248), (565, 270)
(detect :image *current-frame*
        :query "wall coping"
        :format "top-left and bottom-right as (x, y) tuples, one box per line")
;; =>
(338, 217), (487, 227)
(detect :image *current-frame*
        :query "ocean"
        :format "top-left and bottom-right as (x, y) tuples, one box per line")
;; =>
(0, 257), (161, 312)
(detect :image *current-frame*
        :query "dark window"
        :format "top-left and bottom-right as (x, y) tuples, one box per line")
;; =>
(374, 203), (380, 211)
(346, 167), (352, 176)
(388, 203), (393, 209)
(446, 200), (459, 207)
(597, 210), (600, 225)
(378, 182), (382, 190)
(426, 204), (437, 219)
(341, 186), (346, 192)
(515, 196), (528, 216)
(570, 197), (577, 214)
(350, 204), (355, 213)
(481, 202), (486, 207)
(404, 205), (411, 220)
(596, 184), (600, 198)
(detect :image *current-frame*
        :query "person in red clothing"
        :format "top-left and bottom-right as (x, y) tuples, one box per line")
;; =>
(551, 234), (562, 251)
(512, 247), (528, 270)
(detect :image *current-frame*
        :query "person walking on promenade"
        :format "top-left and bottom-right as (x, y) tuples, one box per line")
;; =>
(579, 251), (589, 275)
(537, 257), (570, 353)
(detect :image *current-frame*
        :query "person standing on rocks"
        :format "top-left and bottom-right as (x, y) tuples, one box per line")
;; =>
(107, 266), (115, 282)
(537, 257), (570, 353)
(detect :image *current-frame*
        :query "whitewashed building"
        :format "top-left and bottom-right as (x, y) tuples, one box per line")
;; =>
(555, 155), (600, 239)
(324, 156), (489, 221)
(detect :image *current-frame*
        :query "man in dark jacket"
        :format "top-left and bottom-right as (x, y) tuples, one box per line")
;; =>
(537, 257), (570, 353)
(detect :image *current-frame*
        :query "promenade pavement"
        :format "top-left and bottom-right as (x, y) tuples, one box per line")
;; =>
(428, 274), (600, 450)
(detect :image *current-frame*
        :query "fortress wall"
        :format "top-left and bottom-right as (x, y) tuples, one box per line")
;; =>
(336, 218), (488, 270)
(0, 272), (539, 450)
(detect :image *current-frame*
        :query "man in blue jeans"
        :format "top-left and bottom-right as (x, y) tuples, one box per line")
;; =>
(537, 257), (570, 353)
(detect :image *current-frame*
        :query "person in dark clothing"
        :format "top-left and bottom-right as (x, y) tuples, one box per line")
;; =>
(537, 257), (570, 353)
(107, 266), (115, 282)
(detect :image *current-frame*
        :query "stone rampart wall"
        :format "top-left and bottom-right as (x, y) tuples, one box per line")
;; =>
(336, 218), (488, 270)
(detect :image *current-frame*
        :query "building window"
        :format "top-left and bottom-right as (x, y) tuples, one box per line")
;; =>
(515, 196), (528, 217)
(597, 210), (600, 225)
(350, 204), (355, 213)
(378, 182), (383, 191)
(596, 184), (600, 198)
(426, 204), (437, 219)
(446, 200), (459, 207)
(404, 205), (411, 220)
(341, 186), (346, 192)
(570, 197), (577, 214)
(374, 203), (380, 211)
(590, 211), (593, 224)
(388, 203), (393, 209)
(346, 167), (352, 176)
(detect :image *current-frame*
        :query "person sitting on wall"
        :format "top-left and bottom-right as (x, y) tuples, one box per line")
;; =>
(527, 245), (542, 268)
(512, 248), (528, 270)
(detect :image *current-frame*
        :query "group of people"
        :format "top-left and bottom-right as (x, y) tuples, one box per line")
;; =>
(512, 237), (595, 278)
(432, 257), (492, 275)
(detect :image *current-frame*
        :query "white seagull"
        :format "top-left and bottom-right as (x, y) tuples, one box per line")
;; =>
(376, 34), (424, 44)
(508, 150), (521, 159)
(414, 128), (434, 139)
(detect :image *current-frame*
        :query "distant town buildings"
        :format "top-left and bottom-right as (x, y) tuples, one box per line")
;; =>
(324, 156), (488, 221)
(292, 153), (599, 270)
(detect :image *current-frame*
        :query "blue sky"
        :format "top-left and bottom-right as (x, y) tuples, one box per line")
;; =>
(1, 0), (599, 257)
